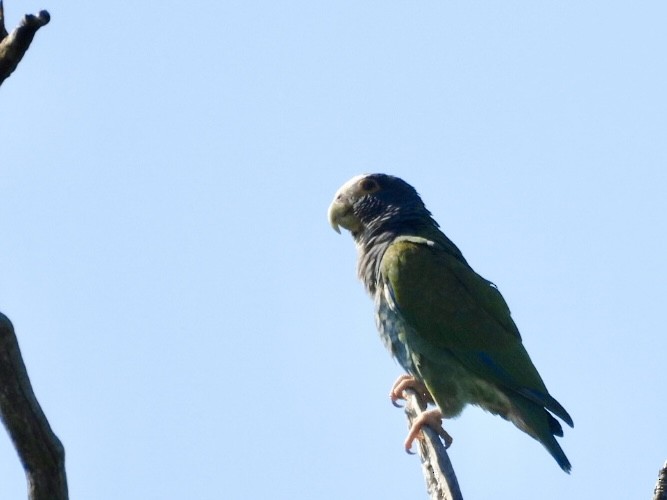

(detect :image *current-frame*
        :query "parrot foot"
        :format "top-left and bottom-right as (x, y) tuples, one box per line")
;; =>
(390, 374), (433, 408)
(404, 408), (453, 453)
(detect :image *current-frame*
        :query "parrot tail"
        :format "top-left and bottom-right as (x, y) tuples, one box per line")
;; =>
(540, 432), (572, 473)
(509, 396), (572, 473)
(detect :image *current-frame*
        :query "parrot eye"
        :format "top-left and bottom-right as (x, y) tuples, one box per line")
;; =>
(360, 179), (379, 193)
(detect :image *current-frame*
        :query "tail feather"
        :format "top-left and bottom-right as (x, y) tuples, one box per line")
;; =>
(547, 414), (564, 437)
(543, 435), (572, 473)
(516, 387), (574, 428)
(509, 396), (572, 473)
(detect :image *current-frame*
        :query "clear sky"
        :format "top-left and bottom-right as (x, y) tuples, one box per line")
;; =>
(1, 1), (666, 498)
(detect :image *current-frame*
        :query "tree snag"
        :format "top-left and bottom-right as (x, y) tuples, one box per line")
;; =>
(0, 313), (68, 500)
(0, 0), (50, 86)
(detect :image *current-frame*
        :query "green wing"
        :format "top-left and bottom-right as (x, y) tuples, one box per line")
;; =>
(381, 236), (572, 426)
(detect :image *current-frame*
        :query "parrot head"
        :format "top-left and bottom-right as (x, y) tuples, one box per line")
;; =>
(327, 174), (437, 240)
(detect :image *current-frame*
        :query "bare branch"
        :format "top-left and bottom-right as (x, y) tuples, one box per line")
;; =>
(404, 389), (463, 500)
(654, 461), (667, 500)
(0, 1), (50, 86)
(0, 312), (68, 500)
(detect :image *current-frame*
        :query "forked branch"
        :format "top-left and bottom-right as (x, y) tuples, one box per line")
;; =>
(0, 0), (50, 85)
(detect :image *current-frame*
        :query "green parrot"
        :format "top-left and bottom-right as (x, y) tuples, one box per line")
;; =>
(328, 173), (573, 472)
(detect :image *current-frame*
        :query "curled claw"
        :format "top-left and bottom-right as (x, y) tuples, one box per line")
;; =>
(390, 374), (433, 407)
(404, 408), (453, 452)
(389, 374), (413, 406)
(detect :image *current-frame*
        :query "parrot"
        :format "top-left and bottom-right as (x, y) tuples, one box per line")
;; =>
(327, 173), (573, 472)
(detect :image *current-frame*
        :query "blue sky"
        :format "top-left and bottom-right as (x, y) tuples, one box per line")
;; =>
(1, 1), (666, 498)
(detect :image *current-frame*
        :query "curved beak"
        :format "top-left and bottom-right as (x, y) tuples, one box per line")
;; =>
(328, 175), (367, 235)
(327, 198), (344, 234)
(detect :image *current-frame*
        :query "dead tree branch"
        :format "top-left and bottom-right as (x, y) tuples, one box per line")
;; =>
(404, 389), (463, 500)
(0, 0), (50, 86)
(1, 3), (66, 497)
(654, 461), (667, 500)
(0, 312), (68, 500)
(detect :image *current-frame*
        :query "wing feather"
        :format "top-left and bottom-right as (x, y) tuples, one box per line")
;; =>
(380, 237), (572, 426)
